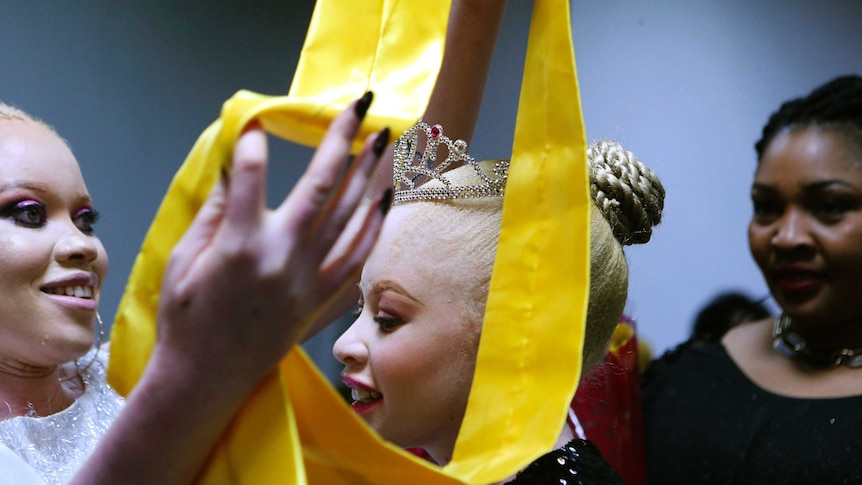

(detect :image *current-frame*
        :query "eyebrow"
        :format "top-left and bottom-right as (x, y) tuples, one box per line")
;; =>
(0, 180), (92, 203)
(804, 180), (855, 191)
(751, 180), (855, 192)
(0, 181), (48, 193)
(365, 280), (423, 306)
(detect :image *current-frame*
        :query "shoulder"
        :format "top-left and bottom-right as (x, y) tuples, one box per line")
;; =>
(642, 338), (731, 387)
(649, 336), (730, 366)
(506, 439), (624, 484)
(641, 336), (752, 418)
(722, 318), (773, 359)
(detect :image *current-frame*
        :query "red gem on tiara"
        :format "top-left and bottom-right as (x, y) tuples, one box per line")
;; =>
(391, 120), (508, 204)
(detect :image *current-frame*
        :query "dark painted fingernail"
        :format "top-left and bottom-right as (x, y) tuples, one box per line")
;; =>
(354, 91), (374, 120)
(373, 127), (390, 156)
(379, 188), (393, 215)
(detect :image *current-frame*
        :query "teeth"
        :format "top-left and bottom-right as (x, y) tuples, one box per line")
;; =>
(45, 286), (94, 298)
(351, 388), (382, 402)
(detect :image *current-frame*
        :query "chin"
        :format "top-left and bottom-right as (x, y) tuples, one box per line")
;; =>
(50, 330), (98, 362)
(374, 426), (411, 450)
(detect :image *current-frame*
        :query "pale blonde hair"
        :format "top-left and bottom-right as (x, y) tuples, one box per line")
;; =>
(408, 140), (665, 369)
(583, 139), (664, 367)
(400, 181), (502, 334)
(1, 103), (39, 124)
(0, 102), (68, 146)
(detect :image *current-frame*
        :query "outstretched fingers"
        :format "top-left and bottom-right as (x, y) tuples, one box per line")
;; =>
(320, 188), (390, 292)
(314, 126), (390, 246)
(305, 190), (389, 338)
(276, 94), (371, 234)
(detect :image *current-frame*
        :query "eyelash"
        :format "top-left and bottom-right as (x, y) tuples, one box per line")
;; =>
(74, 208), (100, 234)
(373, 315), (403, 333)
(814, 200), (849, 220)
(2, 200), (47, 227)
(1, 200), (100, 233)
(751, 197), (854, 226)
(355, 294), (404, 332)
(353, 295), (364, 318)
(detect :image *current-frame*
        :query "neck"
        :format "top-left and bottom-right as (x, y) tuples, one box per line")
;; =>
(0, 357), (81, 420)
(774, 314), (862, 368)
(424, 443), (452, 468)
(786, 314), (862, 350)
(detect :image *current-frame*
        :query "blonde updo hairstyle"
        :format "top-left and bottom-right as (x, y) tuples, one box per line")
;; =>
(403, 139), (664, 369)
(584, 140), (664, 367)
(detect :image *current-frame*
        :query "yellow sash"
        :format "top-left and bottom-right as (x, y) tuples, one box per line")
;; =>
(108, 0), (588, 482)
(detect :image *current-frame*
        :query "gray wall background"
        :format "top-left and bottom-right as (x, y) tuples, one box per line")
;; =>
(2, 1), (860, 379)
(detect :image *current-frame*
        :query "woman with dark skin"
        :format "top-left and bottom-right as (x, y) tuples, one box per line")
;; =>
(643, 75), (862, 484)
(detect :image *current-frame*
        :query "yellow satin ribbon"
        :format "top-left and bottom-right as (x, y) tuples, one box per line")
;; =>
(108, 0), (450, 399)
(446, 0), (588, 481)
(108, 0), (588, 482)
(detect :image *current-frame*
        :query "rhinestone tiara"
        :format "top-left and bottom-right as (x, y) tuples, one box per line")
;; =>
(392, 120), (508, 204)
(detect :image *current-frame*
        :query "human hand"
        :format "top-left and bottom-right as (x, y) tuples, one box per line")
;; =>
(153, 93), (390, 392)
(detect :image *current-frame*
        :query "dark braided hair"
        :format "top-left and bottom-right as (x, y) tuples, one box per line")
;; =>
(755, 75), (862, 161)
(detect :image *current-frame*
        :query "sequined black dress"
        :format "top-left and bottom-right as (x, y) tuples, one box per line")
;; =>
(506, 439), (625, 484)
(642, 339), (862, 484)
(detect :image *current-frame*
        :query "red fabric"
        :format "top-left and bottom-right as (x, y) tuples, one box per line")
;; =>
(571, 317), (647, 485)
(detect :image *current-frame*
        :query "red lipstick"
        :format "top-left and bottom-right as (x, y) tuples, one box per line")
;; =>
(341, 375), (383, 414)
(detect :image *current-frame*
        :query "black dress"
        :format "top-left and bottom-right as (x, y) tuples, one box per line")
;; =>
(642, 339), (862, 484)
(505, 439), (625, 484)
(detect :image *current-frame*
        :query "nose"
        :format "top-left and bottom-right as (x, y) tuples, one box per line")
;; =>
(54, 222), (100, 266)
(333, 319), (368, 366)
(771, 208), (813, 252)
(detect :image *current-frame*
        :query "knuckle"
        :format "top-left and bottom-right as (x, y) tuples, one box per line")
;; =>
(305, 174), (336, 208)
(233, 154), (267, 176)
(219, 236), (261, 267)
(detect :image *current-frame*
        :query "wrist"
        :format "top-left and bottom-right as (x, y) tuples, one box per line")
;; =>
(148, 344), (264, 404)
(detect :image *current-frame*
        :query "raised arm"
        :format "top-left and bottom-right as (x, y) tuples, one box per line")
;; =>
(423, 0), (506, 142)
(308, 0), (507, 336)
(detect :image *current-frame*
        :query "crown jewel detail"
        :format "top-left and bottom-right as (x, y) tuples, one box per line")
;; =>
(393, 121), (508, 204)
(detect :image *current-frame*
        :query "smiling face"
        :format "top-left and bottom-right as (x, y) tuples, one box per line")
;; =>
(333, 200), (498, 464)
(0, 117), (107, 370)
(748, 127), (862, 344)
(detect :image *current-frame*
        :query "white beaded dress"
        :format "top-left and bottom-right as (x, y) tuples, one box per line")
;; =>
(0, 348), (125, 485)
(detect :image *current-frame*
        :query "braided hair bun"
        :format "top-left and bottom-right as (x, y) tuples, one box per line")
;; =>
(588, 139), (665, 246)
